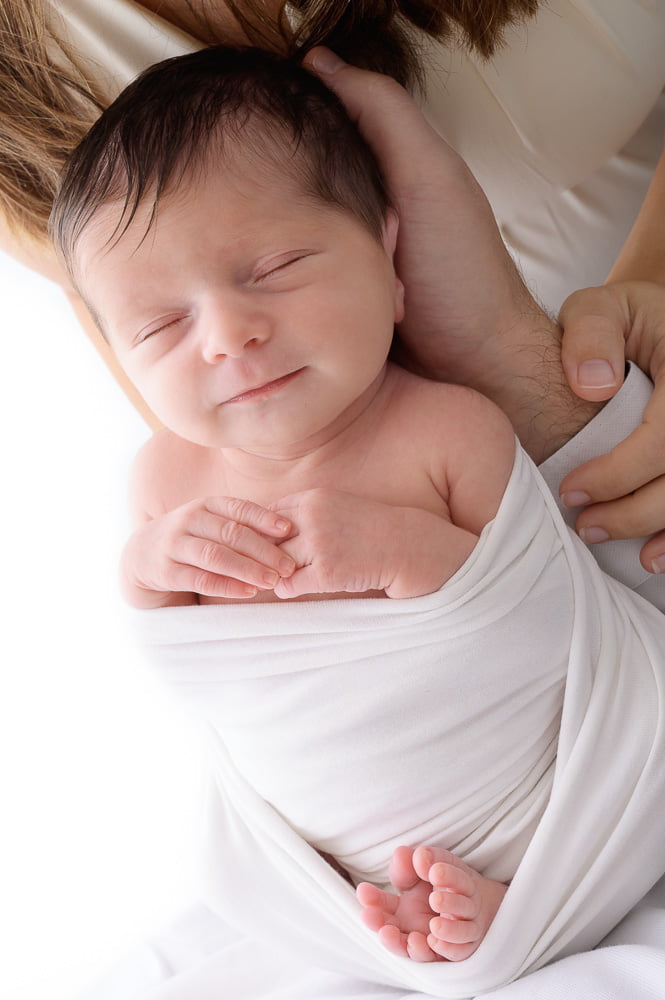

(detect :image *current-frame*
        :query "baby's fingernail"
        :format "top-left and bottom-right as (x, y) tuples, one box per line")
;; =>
(579, 526), (610, 544)
(264, 570), (279, 587)
(309, 48), (345, 74)
(279, 557), (295, 576)
(577, 360), (617, 389)
(561, 490), (591, 508)
(651, 555), (665, 574)
(419, 847), (432, 867)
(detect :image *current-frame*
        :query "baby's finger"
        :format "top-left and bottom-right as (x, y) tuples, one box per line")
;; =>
(164, 562), (258, 600)
(573, 476), (665, 546)
(559, 287), (626, 402)
(188, 507), (295, 572)
(273, 565), (317, 600)
(204, 496), (292, 538)
(177, 533), (295, 590)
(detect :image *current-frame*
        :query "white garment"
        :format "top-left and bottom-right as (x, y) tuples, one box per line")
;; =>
(86, 446), (665, 1000)
(129, 445), (665, 999)
(137, 446), (574, 890)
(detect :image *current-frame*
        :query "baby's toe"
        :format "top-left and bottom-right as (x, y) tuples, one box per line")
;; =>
(430, 915), (481, 945)
(406, 930), (441, 963)
(430, 889), (479, 919)
(357, 881), (399, 914)
(427, 932), (479, 963)
(377, 923), (409, 957)
(360, 905), (391, 933)
(429, 861), (475, 896)
(389, 845), (420, 892)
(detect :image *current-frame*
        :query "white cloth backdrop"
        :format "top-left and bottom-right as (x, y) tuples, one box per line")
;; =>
(0, 252), (207, 1000)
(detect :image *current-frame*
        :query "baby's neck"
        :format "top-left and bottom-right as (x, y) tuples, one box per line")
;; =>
(220, 363), (399, 493)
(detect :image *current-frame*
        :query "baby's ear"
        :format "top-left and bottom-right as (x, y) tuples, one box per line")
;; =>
(381, 209), (405, 323)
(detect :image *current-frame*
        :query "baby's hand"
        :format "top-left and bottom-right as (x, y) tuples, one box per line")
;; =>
(270, 489), (476, 599)
(121, 496), (295, 608)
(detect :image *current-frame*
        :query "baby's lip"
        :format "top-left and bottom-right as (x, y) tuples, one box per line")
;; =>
(222, 368), (303, 404)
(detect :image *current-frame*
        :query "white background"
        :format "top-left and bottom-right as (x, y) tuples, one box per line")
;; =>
(0, 253), (207, 999)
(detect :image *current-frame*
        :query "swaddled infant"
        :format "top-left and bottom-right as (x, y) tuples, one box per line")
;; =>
(51, 45), (551, 963)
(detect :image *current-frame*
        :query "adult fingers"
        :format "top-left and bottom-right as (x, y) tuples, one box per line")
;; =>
(570, 475), (665, 548)
(560, 385), (665, 509)
(638, 531), (665, 575)
(303, 47), (460, 187)
(559, 286), (627, 401)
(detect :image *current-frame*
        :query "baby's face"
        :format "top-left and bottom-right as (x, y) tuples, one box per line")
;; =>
(76, 158), (403, 455)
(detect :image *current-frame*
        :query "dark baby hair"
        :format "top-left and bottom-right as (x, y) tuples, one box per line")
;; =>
(49, 45), (391, 273)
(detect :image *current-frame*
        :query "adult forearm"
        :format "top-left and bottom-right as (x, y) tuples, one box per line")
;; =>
(437, 293), (601, 465)
(606, 138), (665, 285)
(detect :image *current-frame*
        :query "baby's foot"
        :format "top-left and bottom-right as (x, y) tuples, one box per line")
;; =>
(356, 845), (507, 963)
(415, 846), (507, 961)
(357, 846), (441, 962)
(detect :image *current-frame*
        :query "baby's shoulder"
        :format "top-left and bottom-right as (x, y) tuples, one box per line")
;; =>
(390, 366), (514, 443)
(129, 430), (214, 518)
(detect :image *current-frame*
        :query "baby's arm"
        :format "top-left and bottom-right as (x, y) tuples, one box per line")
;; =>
(425, 382), (517, 539)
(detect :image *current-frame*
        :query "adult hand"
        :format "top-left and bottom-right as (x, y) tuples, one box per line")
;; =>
(304, 48), (598, 463)
(121, 497), (295, 608)
(559, 281), (665, 572)
(271, 488), (476, 599)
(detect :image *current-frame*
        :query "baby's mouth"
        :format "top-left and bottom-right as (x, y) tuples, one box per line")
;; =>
(223, 369), (303, 404)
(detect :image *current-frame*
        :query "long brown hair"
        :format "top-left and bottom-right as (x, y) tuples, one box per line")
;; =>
(230, 0), (540, 84)
(0, 1), (103, 243)
(0, 0), (538, 244)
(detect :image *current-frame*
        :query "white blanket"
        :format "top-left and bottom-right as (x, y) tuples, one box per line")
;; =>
(132, 447), (665, 999)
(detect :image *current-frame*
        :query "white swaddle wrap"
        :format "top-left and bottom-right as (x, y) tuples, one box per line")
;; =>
(134, 447), (665, 998)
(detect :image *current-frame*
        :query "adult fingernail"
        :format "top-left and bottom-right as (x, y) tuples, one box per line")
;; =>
(577, 360), (617, 389)
(651, 555), (665, 574)
(579, 526), (610, 544)
(561, 490), (591, 508)
(264, 570), (279, 587)
(309, 48), (345, 74)
(275, 518), (290, 533)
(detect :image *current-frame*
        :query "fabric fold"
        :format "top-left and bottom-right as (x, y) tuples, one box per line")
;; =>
(134, 447), (665, 997)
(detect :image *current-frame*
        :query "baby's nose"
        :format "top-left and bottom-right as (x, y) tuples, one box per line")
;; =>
(201, 296), (271, 362)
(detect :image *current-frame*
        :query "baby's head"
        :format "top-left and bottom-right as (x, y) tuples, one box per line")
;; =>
(50, 46), (404, 452)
